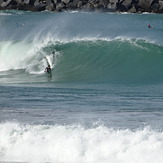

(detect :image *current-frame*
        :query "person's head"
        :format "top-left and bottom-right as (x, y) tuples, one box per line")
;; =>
(48, 65), (50, 68)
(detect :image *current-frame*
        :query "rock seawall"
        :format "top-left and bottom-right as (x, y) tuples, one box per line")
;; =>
(0, 0), (163, 13)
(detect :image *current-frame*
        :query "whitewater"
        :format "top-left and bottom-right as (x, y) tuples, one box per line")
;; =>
(0, 10), (163, 163)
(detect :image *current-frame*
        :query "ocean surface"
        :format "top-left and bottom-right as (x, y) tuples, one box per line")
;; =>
(0, 10), (163, 163)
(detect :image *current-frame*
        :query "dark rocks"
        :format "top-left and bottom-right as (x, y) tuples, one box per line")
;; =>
(24, 0), (30, 4)
(128, 5), (137, 12)
(46, 3), (54, 11)
(159, 0), (163, 12)
(122, 0), (132, 8)
(99, 0), (109, 8)
(45, 0), (54, 11)
(151, 2), (160, 12)
(0, 0), (163, 13)
(110, 0), (118, 3)
(75, 0), (80, 6)
(81, 2), (94, 11)
(66, 0), (79, 9)
(34, 0), (46, 11)
(138, 0), (152, 12)
(107, 3), (117, 12)
(61, 0), (70, 4)
(1, 0), (12, 7)
(107, 0), (117, 11)
(55, 2), (65, 11)
(77, 1), (82, 8)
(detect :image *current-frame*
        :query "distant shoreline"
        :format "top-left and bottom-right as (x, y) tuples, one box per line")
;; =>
(0, 0), (163, 13)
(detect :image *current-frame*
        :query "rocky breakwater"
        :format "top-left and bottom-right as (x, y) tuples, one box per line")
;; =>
(0, 0), (163, 13)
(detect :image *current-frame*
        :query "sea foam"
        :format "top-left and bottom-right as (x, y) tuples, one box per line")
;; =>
(0, 122), (163, 163)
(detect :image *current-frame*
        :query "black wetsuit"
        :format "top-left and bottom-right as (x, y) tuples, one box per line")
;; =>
(46, 67), (51, 74)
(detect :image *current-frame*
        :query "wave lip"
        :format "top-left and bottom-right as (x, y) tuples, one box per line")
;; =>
(0, 122), (163, 163)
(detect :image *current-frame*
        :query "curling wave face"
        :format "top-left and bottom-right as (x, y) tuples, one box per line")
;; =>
(0, 38), (163, 84)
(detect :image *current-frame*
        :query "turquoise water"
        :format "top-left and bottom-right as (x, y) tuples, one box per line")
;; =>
(0, 11), (163, 163)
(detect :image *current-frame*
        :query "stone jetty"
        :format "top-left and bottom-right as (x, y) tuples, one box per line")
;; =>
(0, 0), (163, 13)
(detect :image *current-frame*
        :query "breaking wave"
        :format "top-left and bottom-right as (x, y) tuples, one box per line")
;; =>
(0, 37), (163, 84)
(0, 122), (163, 163)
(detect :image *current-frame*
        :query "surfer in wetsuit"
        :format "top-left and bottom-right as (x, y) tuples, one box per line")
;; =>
(148, 24), (152, 28)
(45, 64), (51, 74)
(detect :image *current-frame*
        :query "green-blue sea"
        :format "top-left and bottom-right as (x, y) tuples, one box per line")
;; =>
(0, 10), (163, 163)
